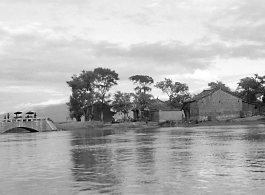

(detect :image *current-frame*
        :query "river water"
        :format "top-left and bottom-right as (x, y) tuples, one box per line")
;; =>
(1, 124), (265, 195)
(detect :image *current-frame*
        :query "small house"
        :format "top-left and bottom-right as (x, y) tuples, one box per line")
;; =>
(242, 101), (259, 117)
(183, 87), (242, 122)
(89, 102), (115, 122)
(132, 98), (184, 122)
(112, 110), (134, 122)
(242, 101), (265, 116)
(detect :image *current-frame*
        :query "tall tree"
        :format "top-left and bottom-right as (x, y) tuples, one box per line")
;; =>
(236, 74), (265, 103)
(208, 81), (231, 91)
(129, 75), (154, 94)
(66, 70), (96, 121)
(94, 67), (119, 122)
(129, 75), (154, 110)
(155, 78), (190, 109)
(112, 91), (133, 121)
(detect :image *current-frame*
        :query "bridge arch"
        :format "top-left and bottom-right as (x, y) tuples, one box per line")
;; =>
(4, 127), (39, 133)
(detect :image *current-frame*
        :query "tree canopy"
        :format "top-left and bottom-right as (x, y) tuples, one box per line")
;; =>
(208, 81), (231, 91)
(236, 74), (265, 103)
(129, 75), (154, 110)
(132, 92), (153, 110)
(155, 78), (190, 109)
(66, 70), (96, 121)
(129, 75), (154, 94)
(66, 68), (119, 121)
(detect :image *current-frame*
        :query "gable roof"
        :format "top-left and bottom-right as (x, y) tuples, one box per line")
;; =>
(184, 87), (242, 103)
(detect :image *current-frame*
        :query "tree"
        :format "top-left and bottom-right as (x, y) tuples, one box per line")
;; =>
(129, 75), (154, 94)
(132, 92), (153, 111)
(66, 90), (84, 121)
(66, 70), (96, 121)
(236, 74), (265, 103)
(208, 81), (231, 91)
(129, 75), (154, 111)
(94, 67), (119, 122)
(155, 78), (190, 109)
(112, 91), (133, 121)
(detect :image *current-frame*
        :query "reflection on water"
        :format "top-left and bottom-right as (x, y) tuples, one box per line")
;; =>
(1, 125), (265, 194)
(70, 130), (118, 194)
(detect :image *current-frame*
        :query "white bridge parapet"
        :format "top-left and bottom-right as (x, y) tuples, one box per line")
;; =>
(0, 117), (58, 134)
(2, 117), (47, 122)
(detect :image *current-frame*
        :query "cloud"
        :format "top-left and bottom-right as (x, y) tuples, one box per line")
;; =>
(204, 0), (265, 60)
(0, 86), (57, 93)
(14, 97), (68, 111)
(0, 24), (217, 85)
(184, 69), (219, 82)
(94, 41), (212, 67)
(0, 22), (206, 112)
(2, 19), (262, 97)
(0, 21), (222, 113)
(123, 13), (160, 26)
(226, 82), (238, 90)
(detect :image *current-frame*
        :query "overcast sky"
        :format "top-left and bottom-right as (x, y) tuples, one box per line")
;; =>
(1, 0), (265, 114)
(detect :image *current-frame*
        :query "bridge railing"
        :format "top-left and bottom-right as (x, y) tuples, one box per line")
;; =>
(1, 117), (48, 123)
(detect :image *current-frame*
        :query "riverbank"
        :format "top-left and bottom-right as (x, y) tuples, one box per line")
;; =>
(55, 121), (158, 131)
(185, 115), (265, 127)
(55, 121), (104, 131)
(55, 116), (265, 131)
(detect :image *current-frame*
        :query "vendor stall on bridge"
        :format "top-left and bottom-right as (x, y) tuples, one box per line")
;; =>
(14, 111), (22, 119)
(25, 111), (37, 119)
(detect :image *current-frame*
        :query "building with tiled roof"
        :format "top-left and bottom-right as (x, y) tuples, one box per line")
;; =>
(182, 87), (243, 122)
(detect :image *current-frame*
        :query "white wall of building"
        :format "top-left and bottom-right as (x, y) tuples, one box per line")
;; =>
(159, 110), (183, 122)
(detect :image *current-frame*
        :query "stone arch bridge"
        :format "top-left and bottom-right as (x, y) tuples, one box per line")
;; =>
(0, 118), (58, 134)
